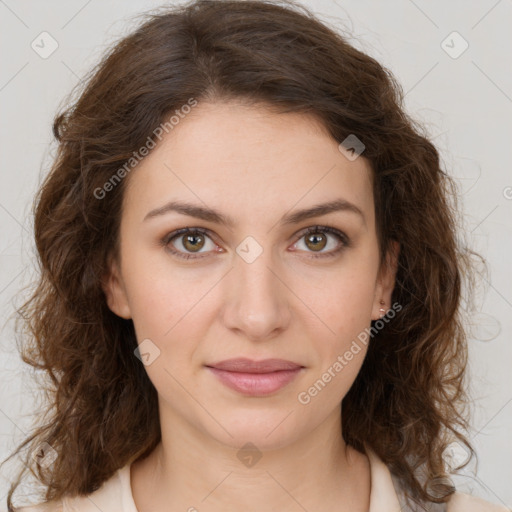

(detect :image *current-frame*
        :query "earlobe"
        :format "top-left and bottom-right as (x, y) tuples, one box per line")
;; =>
(101, 257), (132, 320)
(372, 240), (400, 321)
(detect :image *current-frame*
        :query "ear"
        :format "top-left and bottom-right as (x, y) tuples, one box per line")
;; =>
(371, 240), (400, 321)
(101, 254), (132, 320)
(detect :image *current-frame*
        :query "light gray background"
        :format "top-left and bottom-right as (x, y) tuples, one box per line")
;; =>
(1, 0), (511, 509)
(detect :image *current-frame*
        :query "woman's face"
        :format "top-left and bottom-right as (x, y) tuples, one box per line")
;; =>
(103, 100), (398, 450)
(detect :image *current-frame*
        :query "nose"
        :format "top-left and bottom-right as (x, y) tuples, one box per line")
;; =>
(220, 243), (292, 342)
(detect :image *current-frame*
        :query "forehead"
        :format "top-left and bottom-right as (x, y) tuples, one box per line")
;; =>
(123, 100), (375, 229)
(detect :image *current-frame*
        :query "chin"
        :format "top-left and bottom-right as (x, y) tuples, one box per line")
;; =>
(204, 408), (305, 451)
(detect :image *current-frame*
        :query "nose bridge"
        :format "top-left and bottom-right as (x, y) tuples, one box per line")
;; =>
(222, 236), (290, 339)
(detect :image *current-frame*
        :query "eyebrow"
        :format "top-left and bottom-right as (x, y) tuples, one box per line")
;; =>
(143, 198), (366, 228)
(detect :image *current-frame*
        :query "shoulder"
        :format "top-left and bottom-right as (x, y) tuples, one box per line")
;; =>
(12, 465), (130, 512)
(447, 490), (510, 512)
(12, 501), (63, 512)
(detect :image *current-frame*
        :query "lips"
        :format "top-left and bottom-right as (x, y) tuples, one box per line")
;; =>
(206, 358), (303, 373)
(205, 358), (304, 396)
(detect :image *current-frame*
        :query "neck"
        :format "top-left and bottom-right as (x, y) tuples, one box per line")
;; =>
(131, 404), (371, 511)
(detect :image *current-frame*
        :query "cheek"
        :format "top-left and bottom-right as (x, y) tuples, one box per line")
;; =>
(300, 258), (377, 334)
(294, 256), (377, 380)
(127, 276), (177, 337)
(120, 241), (203, 334)
(122, 258), (219, 373)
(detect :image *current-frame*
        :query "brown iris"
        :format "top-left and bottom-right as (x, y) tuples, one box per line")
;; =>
(304, 231), (327, 252)
(182, 233), (206, 252)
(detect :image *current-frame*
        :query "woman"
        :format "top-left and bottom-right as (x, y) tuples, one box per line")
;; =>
(3, 0), (508, 510)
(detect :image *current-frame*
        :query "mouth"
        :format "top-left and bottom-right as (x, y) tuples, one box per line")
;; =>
(205, 358), (305, 396)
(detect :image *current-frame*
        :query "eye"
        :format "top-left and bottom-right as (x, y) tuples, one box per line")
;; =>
(161, 225), (350, 260)
(162, 227), (219, 260)
(291, 225), (350, 259)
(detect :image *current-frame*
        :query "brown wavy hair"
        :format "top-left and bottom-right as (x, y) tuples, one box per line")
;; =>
(3, 0), (485, 509)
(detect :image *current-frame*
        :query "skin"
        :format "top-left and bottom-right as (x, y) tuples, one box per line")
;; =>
(102, 99), (399, 511)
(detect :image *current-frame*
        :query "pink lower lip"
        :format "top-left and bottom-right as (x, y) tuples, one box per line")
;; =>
(206, 367), (303, 396)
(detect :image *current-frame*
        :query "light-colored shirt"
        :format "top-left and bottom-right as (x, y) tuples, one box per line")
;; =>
(14, 447), (510, 511)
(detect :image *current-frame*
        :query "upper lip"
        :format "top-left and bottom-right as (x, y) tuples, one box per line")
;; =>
(206, 358), (303, 373)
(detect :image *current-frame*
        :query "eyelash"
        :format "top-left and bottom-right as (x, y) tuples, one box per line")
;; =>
(160, 225), (350, 261)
